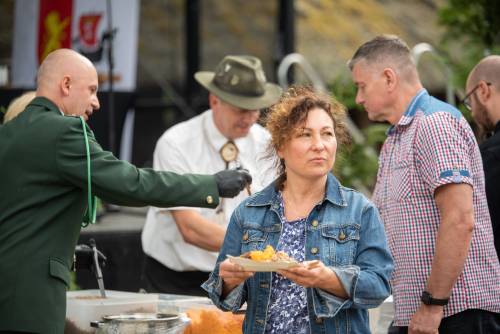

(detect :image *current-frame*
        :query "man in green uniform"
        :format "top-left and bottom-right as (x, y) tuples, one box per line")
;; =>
(0, 49), (251, 333)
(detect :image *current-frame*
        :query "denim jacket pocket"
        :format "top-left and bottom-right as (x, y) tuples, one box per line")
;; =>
(321, 224), (360, 265)
(241, 228), (268, 252)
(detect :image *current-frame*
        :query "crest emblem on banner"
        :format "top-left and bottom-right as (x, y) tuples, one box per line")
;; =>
(74, 13), (105, 62)
(78, 14), (102, 50)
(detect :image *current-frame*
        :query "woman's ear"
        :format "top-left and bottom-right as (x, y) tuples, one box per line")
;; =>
(277, 146), (284, 159)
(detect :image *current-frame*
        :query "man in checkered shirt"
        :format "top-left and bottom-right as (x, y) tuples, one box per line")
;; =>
(349, 35), (500, 334)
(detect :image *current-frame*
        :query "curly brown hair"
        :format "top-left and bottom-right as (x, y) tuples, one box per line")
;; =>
(264, 86), (350, 190)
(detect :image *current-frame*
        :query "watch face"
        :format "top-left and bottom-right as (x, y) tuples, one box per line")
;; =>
(220, 141), (239, 163)
(421, 291), (431, 305)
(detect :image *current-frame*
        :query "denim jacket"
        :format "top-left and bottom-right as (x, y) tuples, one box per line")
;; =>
(202, 173), (393, 334)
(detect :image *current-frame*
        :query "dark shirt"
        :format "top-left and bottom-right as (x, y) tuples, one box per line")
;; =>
(480, 121), (500, 261)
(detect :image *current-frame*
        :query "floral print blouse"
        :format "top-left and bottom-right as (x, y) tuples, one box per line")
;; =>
(265, 192), (310, 334)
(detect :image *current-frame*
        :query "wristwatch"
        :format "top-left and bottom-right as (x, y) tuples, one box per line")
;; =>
(421, 291), (449, 306)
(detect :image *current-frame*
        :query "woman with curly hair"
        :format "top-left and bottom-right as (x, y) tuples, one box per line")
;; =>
(203, 86), (393, 334)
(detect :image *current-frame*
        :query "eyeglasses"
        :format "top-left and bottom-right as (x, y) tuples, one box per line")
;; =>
(462, 82), (491, 111)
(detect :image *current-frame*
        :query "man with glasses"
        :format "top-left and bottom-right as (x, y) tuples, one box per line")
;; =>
(465, 55), (500, 261)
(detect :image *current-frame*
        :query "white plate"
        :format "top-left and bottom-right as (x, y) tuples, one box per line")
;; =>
(227, 255), (299, 272)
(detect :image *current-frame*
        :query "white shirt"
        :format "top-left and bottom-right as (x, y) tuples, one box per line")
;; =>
(141, 109), (274, 272)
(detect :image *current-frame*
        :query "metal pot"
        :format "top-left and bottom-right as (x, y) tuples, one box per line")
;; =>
(90, 313), (190, 334)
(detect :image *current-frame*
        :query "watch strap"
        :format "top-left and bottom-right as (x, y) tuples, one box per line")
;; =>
(421, 291), (449, 306)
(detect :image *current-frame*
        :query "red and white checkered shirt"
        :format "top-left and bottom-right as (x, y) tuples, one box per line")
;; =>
(373, 89), (500, 326)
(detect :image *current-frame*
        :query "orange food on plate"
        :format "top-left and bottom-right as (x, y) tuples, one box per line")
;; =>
(183, 308), (244, 334)
(249, 245), (275, 261)
(242, 245), (295, 262)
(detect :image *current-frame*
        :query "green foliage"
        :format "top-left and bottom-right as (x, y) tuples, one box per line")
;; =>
(335, 124), (388, 193)
(438, 0), (500, 49)
(438, 0), (500, 99)
(329, 76), (362, 112)
(69, 271), (80, 291)
(329, 77), (388, 193)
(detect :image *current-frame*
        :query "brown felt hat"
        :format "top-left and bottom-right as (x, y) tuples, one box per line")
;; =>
(195, 55), (282, 110)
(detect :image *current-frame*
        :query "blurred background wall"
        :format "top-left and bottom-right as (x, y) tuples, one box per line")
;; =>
(1, 0), (498, 189)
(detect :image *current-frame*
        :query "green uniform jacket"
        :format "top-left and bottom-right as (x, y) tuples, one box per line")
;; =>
(0, 97), (219, 333)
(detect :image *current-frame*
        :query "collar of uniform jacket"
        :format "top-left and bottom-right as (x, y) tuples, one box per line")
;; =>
(29, 96), (65, 116)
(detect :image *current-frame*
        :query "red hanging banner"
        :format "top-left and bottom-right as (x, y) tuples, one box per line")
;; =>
(37, 0), (73, 64)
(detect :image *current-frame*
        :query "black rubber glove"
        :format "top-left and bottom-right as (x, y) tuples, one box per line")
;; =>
(214, 169), (252, 198)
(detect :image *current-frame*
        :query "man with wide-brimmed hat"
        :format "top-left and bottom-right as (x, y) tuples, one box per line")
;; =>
(141, 55), (282, 295)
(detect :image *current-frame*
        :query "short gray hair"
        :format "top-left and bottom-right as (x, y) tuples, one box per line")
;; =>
(348, 35), (419, 84)
(348, 35), (413, 70)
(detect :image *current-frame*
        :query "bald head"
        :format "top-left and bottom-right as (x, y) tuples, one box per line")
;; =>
(466, 55), (500, 132)
(37, 49), (95, 92)
(36, 48), (99, 120)
(467, 55), (500, 88)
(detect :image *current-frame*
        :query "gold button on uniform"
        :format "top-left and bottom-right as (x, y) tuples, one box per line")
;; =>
(339, 231), (346, 240)
(311, 220), (319, 227)
(206, 195), (213, 204)
(242, 233), (249, 241)
(311, 247), (319, 254)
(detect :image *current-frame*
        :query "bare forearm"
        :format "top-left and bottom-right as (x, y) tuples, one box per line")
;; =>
(186, 226), (225, 251)
(171, 210), (226, 251)
(426, 214), (473, 297)
(427, 184), (474, 298)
